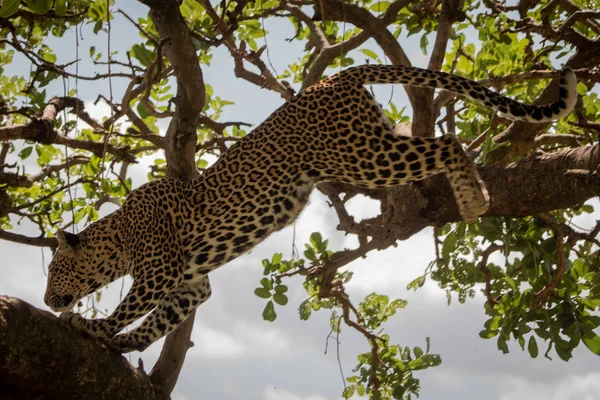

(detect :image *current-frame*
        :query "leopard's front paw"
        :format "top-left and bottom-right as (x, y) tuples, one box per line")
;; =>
(59, 311), (87, 333)
(108, 333), (150, 354)
(59, 312), (112, 341)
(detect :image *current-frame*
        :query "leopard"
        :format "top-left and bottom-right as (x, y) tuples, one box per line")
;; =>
(44, 64), (577, 353)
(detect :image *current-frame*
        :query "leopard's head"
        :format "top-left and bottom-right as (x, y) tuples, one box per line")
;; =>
(44, 228), (119, 312)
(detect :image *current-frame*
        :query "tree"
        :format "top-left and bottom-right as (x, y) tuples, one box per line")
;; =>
(0, 0), (599, 398)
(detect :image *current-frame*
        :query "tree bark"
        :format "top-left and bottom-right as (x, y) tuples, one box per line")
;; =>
(0, 296), (156, 400)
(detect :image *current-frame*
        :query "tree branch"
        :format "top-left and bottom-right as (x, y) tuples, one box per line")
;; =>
(0, 156), (90, 187)
(0, 230), (56, 248)
(422, 144), (600, 223)
(429, 0), (465, 71)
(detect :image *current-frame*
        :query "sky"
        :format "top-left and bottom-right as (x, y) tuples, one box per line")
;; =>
(1, 2), (600, 400)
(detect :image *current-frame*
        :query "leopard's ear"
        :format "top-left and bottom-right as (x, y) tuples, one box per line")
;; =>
(56, 229), (80, 250)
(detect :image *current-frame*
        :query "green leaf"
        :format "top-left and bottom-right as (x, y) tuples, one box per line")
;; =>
(392, 386), (405, 399)
(254, 287), (271, 299)
(261, 258), (272, 274)
(528, 335), (538, 358)
(353, 383), (363, 397)
(359, 49), (380, 62)
(497, 337), (509, 354)
(442, 231), (457, 264)
(413, 346), (423, 358)
(484, 316), (501, 331)
(24, 0), (52, 14)
(274, 285), (288, 294)
(499, 34), (513, 44)
(35, 144), (52, 164)
(131, 44), (154, 67)
(571, 259), (589, 280)
(298, 299), (312, 320)
(309, 232), (323, 249)
(89, 154), (100, 173)
(341, 57), (354, 67)
(273, 293), (288, 306)
(479, 329), (498, 339)
(555, 344), (572, 361)
(93, 20), (102, 34)
(408, 358), (426, 370)
(369, 1), (389, 12)
(0, 0), (20, 17)
(406, 275), (425, 291)
(583, 333), (600, 355)
(137, 102), (150, 119)
(262, 300), (277, 321)
(420, 33), (429, 54)
(260, 277), (273, 290)
(54, 0), (66, 16)
(342, 385), (355, 399)
(272, 253), (282, 265)
(304, 247), (316, 261)
(18, 146), (33, 160)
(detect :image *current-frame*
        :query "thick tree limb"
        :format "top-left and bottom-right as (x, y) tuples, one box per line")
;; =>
(147, 0), (206, 182)
(0, 296), (156, 400)
(429, 0), (465, 71)
(149, 310), (197, 398)
(139, 0), (207, 396)
(421, 144), (600, 223)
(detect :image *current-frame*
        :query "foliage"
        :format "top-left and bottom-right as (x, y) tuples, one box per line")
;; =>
(256, 233), (436, 399)
(428, 213), (600, 362)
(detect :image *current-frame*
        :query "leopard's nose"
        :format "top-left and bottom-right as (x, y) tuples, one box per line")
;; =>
(61, 294), (74, 305)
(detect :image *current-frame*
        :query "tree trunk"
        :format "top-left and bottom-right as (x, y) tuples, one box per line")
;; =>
(0, 296), (156, 400)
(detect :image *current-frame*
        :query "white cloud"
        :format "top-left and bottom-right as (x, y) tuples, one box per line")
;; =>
(193, 324), (246, 359)
(263, 387), (330, 400)
(344, 194), (381, 223)
(429, 369), (466, 391)
(191, 319), (293, 360)
(0, 245), (48, 307)
(233, 321), (292, 356)
(499, 373), (600, 400)
(81, 101), (112, 123)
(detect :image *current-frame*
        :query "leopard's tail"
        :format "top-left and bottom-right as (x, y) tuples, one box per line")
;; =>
(336, 65), (577, 123)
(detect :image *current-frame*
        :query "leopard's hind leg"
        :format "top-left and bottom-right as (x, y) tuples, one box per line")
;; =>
(308, 85), (488, 222)
(315, 130), (488, 222)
